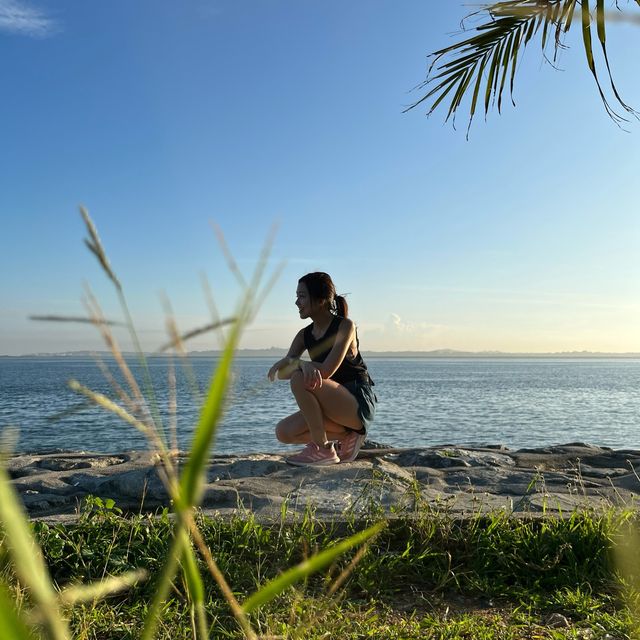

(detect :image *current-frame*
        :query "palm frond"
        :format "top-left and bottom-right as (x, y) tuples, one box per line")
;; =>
(593, 0), (637, 115)
(409, 0), (637, 130)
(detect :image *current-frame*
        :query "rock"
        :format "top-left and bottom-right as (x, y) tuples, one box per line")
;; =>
(5, 443), (640, 522)
(101, 469), (169, 502)
(544, 612), (571, 628)
(35, 456), (126, 472)
(575, 464), (629, 479)
(388, 449), (472, 469)
(361, 440), (394, 450)
(21, 492), (72, 511)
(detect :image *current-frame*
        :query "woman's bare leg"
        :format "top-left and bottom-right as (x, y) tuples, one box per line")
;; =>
(288, 371), (362, 446)
(275, 411), (348, 444)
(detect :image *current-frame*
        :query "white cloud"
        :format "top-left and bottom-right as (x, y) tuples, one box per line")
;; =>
(385, 313), (441, 336)
(0, 0), (57, 37)
(355, 313), (451, 351)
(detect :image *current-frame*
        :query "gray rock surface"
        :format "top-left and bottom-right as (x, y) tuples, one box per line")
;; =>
(6, 442), (640, 522)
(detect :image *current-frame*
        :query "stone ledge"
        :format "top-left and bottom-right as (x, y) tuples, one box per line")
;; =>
(6, 442), (640, 522)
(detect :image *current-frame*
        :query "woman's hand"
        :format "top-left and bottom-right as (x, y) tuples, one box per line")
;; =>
(267, 357), (322, 388)
(267, 361), (280, 382)
(268, 358), (289, 382)
(299, 360), (322, 390)
(268, 357), (300, 381)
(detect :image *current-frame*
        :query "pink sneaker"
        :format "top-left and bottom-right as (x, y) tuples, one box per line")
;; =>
(338, 430), (366, 463)
(286, 442), (340, 466)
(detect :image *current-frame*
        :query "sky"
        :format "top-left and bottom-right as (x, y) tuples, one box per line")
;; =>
(1, 0), (640, 355)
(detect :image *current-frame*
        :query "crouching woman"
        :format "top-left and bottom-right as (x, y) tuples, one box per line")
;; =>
(267, 272), (376, 466)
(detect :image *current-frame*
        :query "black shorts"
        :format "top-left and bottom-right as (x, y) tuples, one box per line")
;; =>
(341, 380), (377, 434)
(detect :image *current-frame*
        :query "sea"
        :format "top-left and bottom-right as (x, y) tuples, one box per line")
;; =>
(1, 356), (640, 455)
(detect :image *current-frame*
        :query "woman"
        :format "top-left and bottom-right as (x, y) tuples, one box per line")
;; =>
(267, 272), (376, 466)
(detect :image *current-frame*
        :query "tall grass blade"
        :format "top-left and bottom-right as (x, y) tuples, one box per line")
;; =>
(178, 309), (246, 508)
(250, 259), (286, 323)
(156, 317), (236, 353)
(92, 353), (138, 418)
(200, 272), (226, 348)
(59, 569), (148, 605)
(140, 528), (186, 640)
(79, 206), (120, 289)
(68, 380), (152, 438)
(0, 582), (32, 640)
(186, 513), (256, 640)
(613, 523), (640, 634)
(141, 297), (254, 638)
(210, 222), (247, 290)
(141, 225), (275, 638)
(242, 521), (386, 614)
(30, 314), (123, 326)
(46, 401), (93, 423)
(160, 295), (204, 406)
(178, 529), (208, 640)
(0, 464), (71, 640)
(82, 288), (155, 426)
(167, 357), (179, 453)
(79, 206), (165, 437)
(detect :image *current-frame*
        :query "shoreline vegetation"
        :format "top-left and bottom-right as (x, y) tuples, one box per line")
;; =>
(6, 444), (640, 637)
(3, 211), (640, 639)
(13, 494), (640, 638)
(4, 348), (640, 359)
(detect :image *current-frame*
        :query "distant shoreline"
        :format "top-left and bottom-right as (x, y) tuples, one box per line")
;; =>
(3, 349), (640, 359)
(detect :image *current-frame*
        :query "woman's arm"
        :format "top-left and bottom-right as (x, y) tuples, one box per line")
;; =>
(313, 318), (355, 379)
(267, 329), (306, 381)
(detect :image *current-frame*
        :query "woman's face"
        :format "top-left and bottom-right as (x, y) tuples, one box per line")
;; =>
(295, 282), (316, 319)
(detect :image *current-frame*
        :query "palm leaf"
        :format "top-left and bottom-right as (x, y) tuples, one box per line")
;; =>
(409, 0), (637, 128)
(594, 0), (636, 114)
(580, 0), (633, 123)
(407, 4), (550, 128)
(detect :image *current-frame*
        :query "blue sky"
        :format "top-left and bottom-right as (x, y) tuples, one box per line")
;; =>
(1, 0), (640, 355)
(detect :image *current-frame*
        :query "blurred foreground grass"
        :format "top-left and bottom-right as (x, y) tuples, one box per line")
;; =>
(4, 500), (640, 639)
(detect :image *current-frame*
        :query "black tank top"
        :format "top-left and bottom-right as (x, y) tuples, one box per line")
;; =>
(303, 315), (373, 385)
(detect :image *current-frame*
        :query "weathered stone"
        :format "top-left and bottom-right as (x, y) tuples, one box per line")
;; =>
(100, 469), (168, 502)
(35, 456), (125, 472)
(206, 456), (290, 481)
(21, 493), (71, 512)
(5, 443), (640, 522)
(200, 486), (241, 508)
(62, 472), (109, 494)
(543, 612), (571, 628)
(577, 464), (629, 479)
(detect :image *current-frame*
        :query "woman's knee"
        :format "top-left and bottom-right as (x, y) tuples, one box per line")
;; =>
(289, 369), (306, 393)
(275, 418), (297, 443)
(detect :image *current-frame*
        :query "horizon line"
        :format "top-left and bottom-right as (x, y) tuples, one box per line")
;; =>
(3, 347), (640, 358)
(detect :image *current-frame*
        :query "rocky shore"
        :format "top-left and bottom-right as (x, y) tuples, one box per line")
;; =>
(7, 442), (640, 523)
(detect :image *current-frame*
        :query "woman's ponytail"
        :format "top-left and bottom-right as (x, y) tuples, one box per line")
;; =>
(334, 294), (349, 318)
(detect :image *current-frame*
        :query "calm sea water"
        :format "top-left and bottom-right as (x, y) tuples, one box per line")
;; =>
(1, 357), (640, 454)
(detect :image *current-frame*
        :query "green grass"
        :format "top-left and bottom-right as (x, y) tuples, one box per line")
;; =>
(1, 501), (635, 639)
